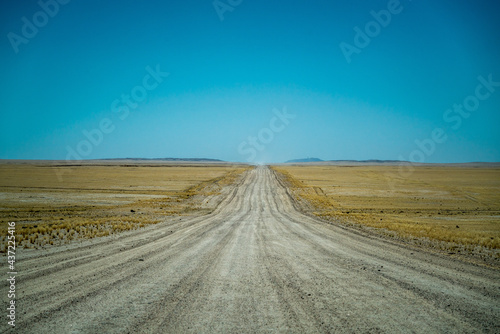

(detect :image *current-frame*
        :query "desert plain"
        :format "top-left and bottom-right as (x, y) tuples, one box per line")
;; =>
(273, 163), (500, 254)
(0, 161), (248, 250)
(0, 161), (499, 333)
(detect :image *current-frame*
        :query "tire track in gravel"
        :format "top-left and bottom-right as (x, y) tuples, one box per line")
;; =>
(1, 166), (499, 333)
(267, 168), (499, 331)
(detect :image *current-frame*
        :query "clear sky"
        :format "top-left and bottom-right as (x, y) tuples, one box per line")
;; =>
(1, 0), (499, 163)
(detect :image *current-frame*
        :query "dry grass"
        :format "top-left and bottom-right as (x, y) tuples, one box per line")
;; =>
(272, 165), (500, 251)
(0, 163), (249, 251)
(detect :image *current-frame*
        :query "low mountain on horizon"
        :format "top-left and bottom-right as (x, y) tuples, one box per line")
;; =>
(327, 159), (403, 163)
(285, 158), (324, 163)
(284, 158), (405, 164)
(102, 157), (224, 162)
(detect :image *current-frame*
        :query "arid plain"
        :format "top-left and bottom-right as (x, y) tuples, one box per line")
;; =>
(0, 161), (248, 251)
(273, 163), (500, 259)
(0, 161), (499, 333)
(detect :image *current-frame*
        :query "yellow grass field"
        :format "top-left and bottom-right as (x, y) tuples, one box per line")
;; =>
(0, 162), (248, 251)
(273, 165), (500, 250)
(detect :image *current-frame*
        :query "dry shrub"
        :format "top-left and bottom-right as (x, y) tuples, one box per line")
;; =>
(272, 166), (500, 251)
(0, 165), (250, 251)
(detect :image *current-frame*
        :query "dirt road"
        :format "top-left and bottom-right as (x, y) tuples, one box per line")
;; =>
(2, 166), (499, 333)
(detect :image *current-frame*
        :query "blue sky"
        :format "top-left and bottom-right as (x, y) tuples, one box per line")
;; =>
(1, 0), (499, 163)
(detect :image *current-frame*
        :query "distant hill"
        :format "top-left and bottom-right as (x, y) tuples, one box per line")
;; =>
(285, 158), (324, 163)
(327, 159), (403, 163)
(102, 158), (224, 162)
(280, 159), (500, 167)
(284, 158), (405, 164)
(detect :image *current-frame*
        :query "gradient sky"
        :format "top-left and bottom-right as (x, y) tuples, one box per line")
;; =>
(1, 0), (499, 163)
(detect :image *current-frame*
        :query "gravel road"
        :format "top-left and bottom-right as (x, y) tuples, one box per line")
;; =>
(2, 166), (499, 333)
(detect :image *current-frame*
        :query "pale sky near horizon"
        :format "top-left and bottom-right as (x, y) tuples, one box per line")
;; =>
(1, 0), (499, 163)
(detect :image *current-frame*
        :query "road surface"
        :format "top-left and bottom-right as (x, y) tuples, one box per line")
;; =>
(2, 166), (499, 333)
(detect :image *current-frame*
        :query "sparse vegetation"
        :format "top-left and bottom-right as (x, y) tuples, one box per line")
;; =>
(0, 163), (249, 251)
(272, 165), (500, 251)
